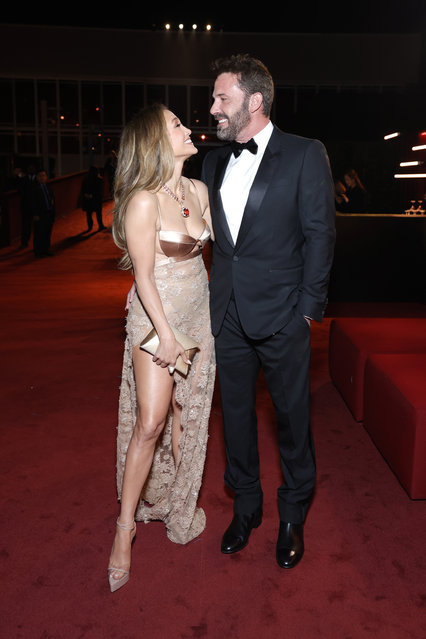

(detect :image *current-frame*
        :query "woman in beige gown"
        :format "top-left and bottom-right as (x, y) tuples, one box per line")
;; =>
(108, 104), (215, 592)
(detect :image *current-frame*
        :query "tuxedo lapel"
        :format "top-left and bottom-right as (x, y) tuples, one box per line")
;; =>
(212, 148), (235, 248)
(235, 131), (281, 251)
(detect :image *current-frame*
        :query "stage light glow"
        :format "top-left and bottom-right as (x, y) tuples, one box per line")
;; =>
(165, 23), (171, 30)
(400, 161), (421, 167)
(206, 24), (212, 31)
(192, 24), (197, 30)
(384, 132), (400, 140)
(394, 173), (426, 178)
(179, 24), (184, 30)
(412, 144), (426, 151)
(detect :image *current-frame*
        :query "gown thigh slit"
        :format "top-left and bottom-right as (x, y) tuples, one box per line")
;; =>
(116, 250), (215, 544)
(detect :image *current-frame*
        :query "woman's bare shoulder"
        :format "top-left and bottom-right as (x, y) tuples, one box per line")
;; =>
(187, 178), (207, 195)
(126, 190), (159, 224)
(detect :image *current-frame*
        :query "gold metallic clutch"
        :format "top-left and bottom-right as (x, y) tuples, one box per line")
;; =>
(140, 326), (199, 376)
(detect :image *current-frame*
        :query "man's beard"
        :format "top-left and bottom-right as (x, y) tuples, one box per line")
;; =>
(215, 96), (251, 141)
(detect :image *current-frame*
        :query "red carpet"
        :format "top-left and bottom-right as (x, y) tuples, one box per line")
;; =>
(1, 204), (425, 639)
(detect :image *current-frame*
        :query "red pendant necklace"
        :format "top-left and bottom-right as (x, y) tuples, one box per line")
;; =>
(161, 179), (190, 218)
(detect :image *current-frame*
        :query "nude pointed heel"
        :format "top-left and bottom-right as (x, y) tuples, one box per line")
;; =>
(108, 519), (136, 593)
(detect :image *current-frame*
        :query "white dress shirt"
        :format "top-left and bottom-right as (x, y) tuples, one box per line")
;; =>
(220, 121), (274, 244)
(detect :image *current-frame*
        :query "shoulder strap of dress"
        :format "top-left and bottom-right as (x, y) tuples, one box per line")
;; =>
(154, 193), (163, 230)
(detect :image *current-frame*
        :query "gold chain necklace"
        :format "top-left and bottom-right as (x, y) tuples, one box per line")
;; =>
(161, 179), (190, 218)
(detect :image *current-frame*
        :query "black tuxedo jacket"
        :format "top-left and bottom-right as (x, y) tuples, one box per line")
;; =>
(201, 126), (336, 340)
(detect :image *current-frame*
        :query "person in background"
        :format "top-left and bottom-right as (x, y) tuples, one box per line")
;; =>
(81, 166), (106, 231)
(32, 169), (55, 257)
(334, 179), (349, 211)
(18, 163), (37, 249)
(104, 150), (117, 198)
(342, 168), (369, 213)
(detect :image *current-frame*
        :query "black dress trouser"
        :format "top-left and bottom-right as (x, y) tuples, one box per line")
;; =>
(214, 296), (316, 524)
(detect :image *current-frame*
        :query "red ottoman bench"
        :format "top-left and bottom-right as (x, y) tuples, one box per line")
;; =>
(329, 318), (426, 421)
(363, 353), (426, 499)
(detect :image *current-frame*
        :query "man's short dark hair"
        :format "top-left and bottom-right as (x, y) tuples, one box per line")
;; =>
(212, 53), (274, 116)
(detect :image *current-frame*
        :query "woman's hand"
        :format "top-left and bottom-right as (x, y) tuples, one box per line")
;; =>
(152, 334), (191, 373)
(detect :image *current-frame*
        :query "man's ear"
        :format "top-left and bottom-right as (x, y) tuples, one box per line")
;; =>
(249, 92), (263, 114)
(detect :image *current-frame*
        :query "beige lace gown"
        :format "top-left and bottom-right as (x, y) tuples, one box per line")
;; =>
(115, 217), (216, 544)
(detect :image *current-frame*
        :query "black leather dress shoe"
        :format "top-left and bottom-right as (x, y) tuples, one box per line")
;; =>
(221, 510), (262, 554)
(276, 522), (304, 569)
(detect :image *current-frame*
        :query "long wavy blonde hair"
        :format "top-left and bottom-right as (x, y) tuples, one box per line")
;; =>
(112, 103), (175, 270)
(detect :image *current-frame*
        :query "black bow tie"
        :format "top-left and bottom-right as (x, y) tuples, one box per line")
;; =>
(231, 139), (258, 157)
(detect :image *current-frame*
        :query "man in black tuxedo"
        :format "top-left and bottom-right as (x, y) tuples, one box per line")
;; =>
(201, 54), (335, 568)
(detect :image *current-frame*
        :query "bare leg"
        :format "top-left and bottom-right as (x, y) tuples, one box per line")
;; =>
(109, 347), (175, 584)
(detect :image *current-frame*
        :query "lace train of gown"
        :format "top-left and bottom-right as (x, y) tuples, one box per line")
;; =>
(115, 253), (216, 544)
